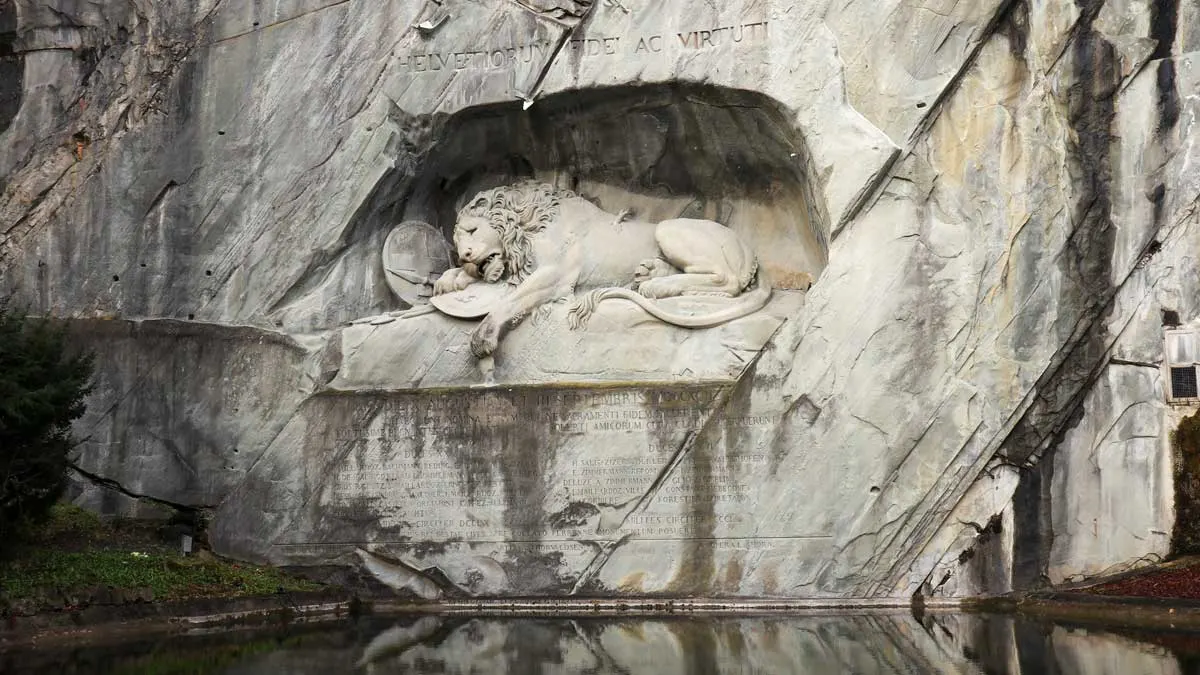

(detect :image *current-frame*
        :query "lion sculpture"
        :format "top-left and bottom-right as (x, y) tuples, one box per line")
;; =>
(431, 181), (771, 359)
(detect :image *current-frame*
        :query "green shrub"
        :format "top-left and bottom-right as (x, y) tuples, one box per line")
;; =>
(0, 306), (93, 542)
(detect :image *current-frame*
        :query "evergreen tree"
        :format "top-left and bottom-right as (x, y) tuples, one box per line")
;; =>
(0, 306), (93, 537)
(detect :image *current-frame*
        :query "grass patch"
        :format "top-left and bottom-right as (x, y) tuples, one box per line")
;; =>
(0, 503), (321, 608)
(0, 549), (320, 603)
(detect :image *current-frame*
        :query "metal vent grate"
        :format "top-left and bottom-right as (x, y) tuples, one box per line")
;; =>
(1172, 366), (1199, 399)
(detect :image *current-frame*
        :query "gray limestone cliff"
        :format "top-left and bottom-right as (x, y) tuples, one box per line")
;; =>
(1, 0), (1197, 600)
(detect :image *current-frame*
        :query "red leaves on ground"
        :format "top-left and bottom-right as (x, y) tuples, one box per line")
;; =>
(1089, 565), (1200, 599)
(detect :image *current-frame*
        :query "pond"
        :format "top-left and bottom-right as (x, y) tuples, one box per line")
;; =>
(2, 611), (1195, 674)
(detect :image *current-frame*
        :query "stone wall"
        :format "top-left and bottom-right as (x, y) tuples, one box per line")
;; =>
(2, 0), (1198, 599)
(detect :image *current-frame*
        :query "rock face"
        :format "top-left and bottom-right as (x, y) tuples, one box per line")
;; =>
(1, 0), (1198, 599)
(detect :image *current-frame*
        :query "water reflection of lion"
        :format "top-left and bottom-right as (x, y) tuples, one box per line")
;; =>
(432, 181), (770, 359)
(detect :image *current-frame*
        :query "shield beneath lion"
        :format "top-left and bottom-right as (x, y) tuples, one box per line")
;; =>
(430, 282), (514, 319)
(382, 221), (453, 308)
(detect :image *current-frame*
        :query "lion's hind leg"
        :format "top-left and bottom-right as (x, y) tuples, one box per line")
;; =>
(637, 271), (742, 299)
(636, 218), (754, 299)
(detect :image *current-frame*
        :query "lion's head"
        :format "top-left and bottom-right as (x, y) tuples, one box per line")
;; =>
(453, 181), (573, 283)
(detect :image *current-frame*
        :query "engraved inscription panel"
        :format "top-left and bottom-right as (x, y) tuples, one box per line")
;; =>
(298, 385), (783, 547)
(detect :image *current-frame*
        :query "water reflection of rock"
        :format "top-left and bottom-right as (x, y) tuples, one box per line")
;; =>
(340, 614), (1186, 674)
(357, 616), (443, 670)
(6, 614), (1191, 674)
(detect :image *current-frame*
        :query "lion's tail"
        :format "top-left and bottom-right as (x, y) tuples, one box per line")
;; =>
(567, 271), (771, 330)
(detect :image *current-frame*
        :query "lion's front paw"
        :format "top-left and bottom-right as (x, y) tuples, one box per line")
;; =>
(455, 271), (478, 291)
(434, 268), (478, 295)
(433, 268), (460, 295)
(470, 315), (501, 358)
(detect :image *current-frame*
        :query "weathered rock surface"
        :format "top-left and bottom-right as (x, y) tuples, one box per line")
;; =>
(2, 0), (1198, 599)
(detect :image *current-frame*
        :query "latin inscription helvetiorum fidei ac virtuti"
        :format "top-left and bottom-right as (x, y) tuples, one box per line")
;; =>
(397, 18), (769, 73)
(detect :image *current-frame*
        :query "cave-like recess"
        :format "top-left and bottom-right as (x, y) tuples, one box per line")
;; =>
(360, 83), (828, 297)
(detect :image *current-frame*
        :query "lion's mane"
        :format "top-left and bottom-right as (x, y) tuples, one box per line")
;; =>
(457, 181), (576, 282)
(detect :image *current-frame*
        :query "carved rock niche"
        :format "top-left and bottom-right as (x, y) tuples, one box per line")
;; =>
(336, 84), (827, 390)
